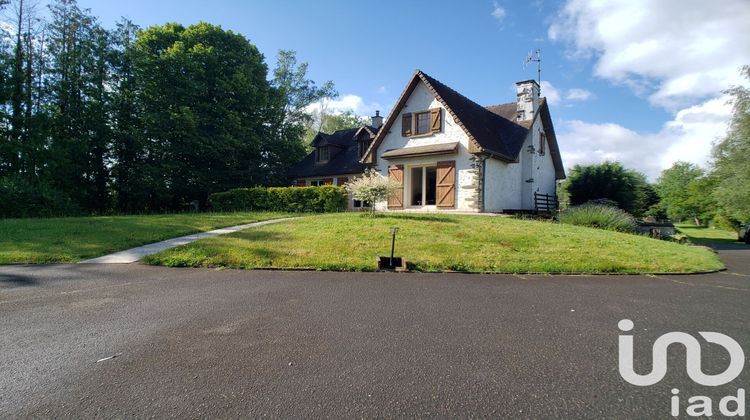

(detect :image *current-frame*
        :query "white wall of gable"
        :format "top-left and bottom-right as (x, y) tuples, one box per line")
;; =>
(373, 81), (479, 211)
(377, 82), (471, 152)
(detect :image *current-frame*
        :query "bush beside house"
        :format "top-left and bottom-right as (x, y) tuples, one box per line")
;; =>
(209, 186), (347, 213)
(559, 203), (637, 233)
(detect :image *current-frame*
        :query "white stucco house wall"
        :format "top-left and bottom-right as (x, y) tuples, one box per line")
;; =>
(289, 70), (565, 213)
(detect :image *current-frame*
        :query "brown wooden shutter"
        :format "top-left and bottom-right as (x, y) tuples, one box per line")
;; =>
(430, 108), (441, 133)
(295, 180), (306, 187)
(387, 165), (404, 209)
(436, 160), (456, 208)
(322, 178), (333, 185)
(401, 113), (412, 137)
(336, 177), (348, 186)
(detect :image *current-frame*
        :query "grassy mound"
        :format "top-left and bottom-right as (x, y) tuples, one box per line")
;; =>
(145, 213), (723, 274)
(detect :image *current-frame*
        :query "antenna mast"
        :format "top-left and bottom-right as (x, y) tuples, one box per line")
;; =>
(523, 48), (542, 93)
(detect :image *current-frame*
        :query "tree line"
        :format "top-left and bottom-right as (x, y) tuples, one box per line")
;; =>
(0, 0), (337, 216)
(561, 65), (750, 229)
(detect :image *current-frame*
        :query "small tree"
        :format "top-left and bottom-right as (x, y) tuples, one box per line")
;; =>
(345, 169), (401, 216)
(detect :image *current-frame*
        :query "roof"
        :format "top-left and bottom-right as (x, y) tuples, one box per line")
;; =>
(418, 71), (529, 160)
(288, 127), (374, 179)
(362, 70), (565, 179)
(381, 142), (459, 159)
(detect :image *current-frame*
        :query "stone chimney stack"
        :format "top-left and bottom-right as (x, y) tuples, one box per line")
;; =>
(370, 110), (383, 129)
(515, 80), (540, 122)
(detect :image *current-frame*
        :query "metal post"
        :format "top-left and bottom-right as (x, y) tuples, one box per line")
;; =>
(389, 226), (398, 268)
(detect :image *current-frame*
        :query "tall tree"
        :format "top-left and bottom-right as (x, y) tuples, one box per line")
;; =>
(133, 22), (276, 208)
(109, 18), (142, 212)
(266, 50), (336, 185)
(713, 65), (750, 222)
(655, 161), (712, 224)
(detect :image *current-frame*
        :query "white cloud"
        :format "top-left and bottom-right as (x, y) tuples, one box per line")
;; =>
(548, 0), (748, 179)
(541, 81), (593, 105)
(557, 95), (732, 180)
(565, 88), (593, 101)
(540, 81), (561, 105)
(548, 0), (750, 109)
(491, 2), (506, 20)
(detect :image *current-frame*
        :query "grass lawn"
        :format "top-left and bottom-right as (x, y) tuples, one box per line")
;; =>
(145, 213), (724, 274)
(0, 212), (289, 264)
(676, 223), (743, 248)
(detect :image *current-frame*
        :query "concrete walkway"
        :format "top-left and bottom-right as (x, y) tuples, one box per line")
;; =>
(79, 217), (298, 264)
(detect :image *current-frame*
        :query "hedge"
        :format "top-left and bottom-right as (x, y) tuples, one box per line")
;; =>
(208, 186), (348, 213)
(0, 175), (81, 218)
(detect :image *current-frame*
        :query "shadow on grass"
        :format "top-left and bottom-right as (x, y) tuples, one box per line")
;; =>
(366, 214), (459, 224)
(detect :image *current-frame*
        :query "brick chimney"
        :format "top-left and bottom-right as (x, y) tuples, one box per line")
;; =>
(515, 80), (539, 122)
(370, 110), (383, 129)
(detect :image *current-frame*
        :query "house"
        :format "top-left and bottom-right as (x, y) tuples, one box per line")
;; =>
(289, 70), (565, 212)
(287, 113), (383, 210)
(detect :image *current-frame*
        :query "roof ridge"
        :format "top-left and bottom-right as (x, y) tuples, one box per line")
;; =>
(418, 71), (489, 113)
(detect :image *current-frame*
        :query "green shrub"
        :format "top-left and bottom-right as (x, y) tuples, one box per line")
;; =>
(209, 186), (347, 213)
(559, 203), (636, 233)
(0, 175), (81, 218)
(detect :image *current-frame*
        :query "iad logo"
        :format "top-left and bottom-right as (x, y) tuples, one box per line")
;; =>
(617, 319), (746, 417)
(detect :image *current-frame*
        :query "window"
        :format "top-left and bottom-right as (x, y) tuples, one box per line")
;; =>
(309, 180), (322, 186)
(539, 133), (546, 155)
(414, 111), (431, 135)
(316, 146), (330, 163)
(358, 139), (371, 158)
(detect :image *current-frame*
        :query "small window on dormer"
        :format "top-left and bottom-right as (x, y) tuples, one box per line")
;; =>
(316, 146), (330, 163)
(517, 110), (525, 121)
(358, 139), (371, 159)
(539, 132), (546, 155)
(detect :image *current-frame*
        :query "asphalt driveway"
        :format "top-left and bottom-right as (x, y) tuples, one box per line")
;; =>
(1, 245), (748, 418)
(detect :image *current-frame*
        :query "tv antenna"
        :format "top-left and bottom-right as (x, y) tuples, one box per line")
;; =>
(523, 48), (542, 93)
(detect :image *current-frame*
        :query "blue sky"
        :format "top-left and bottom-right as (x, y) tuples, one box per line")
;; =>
(68, 1), (750, 179)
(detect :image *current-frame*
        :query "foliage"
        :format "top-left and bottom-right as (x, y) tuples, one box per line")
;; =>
(654, 162), (716, 224)
(559, 203), (637, 233)
(320, 111), (369, 134)
(208, 186), (347, 213)
(562, 162), (652, 216)
(144, 213), (723, 274)
(267, 50), (337, 183)
(303, 110), (369, 146)
(0, 1), (335, 215)
(0, 175), (80, 218)
(712, 65), (750, 222)
(0, 212), (287, 263)
(345, 169), (401, 216)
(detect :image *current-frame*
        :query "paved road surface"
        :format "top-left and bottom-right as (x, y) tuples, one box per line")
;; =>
(1, 244), (748, 418)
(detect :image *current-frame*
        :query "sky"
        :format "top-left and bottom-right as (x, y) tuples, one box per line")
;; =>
(63, 0), (750, 179)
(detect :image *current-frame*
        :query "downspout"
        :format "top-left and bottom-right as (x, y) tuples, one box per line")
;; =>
(481, 157), (486, 213)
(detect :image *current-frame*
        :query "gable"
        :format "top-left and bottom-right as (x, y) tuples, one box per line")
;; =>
(362, 70), (532, 164)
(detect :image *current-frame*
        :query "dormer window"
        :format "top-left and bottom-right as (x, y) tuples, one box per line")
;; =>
(316, 146), (330, 163)
(358, 139), (371, 159)
(539, 132), (546, 155)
